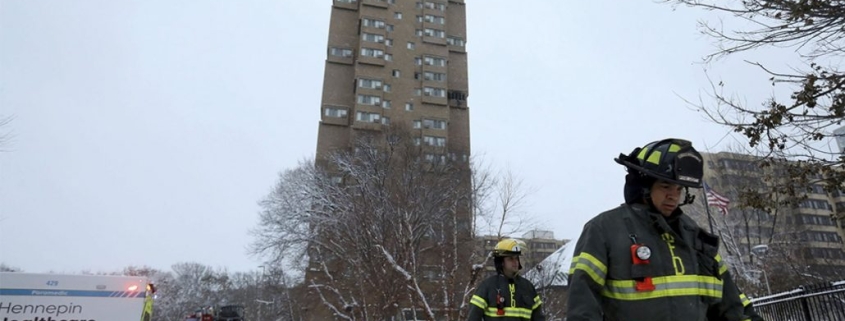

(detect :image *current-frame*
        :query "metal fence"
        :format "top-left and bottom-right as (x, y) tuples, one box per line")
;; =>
(751, 280), (845, 321)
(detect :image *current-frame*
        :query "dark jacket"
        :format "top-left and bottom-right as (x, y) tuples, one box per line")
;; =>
(468, 273), (545, 321)
(566, 203), (753, 321)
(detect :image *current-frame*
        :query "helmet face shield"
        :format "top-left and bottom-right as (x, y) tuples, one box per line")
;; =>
(615, 138), (704, 188)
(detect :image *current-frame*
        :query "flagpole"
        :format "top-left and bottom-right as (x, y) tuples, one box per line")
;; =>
(702, 187), (715, 234)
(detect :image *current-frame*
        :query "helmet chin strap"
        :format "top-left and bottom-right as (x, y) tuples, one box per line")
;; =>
(681, 187), (695, 206)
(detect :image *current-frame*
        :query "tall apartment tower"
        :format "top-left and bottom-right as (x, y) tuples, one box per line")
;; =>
(302, 1), (471, 320)
(689, 152), (845, 284)
(316, 0), (470, 161)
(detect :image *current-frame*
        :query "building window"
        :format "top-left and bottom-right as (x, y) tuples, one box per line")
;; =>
(393, 69), (401, 77)
(383, 84), (391, 92)
(382, 100), (392, 108)
(384, 54), (393, 61)
(413, 88), (422, 96)
(422, 119), (447, 129)
(362, 33), (385, 43)
(407, 42), (415, 50)
(414, 57), (422, 65)
(423, 86), (446, 97)
(423, 55), (446, 66)
(413, 137), (421, 146)
(416, 15), (423, 23)
(394, 12), (402, 19)
(385, 39), (393, 46)
(362, 18), (385, 29)
(413, 120), (422, 128)
(361, 48), (385, 58)
(447, 36), (465, 47)
(324, 107), (348, 118)
(329, 47), (353, 57)
(405, 102), (414, 111)
(423, 28), (445, 38)
(386, 24), (394, 32)
(424, 14), (445, 24)
(423, 71), (446, 82)
(423, 136), (446, 147)
(356, 111), (381, 123)
(424, 1), (446, 11)
(357, 94), (382, 106)
(358, 78), (383, 89)
(382, 116), (391, 125)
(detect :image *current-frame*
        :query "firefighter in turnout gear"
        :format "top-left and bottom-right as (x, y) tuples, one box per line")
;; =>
(468, 238), (545, 321)
(565, 138), (763, 321)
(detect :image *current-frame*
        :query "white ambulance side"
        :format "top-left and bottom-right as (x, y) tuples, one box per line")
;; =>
(0, 272), (151, 321)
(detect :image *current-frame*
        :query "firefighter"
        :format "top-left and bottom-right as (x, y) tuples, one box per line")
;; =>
(468, 238), (546, 321)
(566, 138), (762, 321)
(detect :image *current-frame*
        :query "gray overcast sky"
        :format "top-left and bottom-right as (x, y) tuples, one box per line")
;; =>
(0, 0), (798, 273)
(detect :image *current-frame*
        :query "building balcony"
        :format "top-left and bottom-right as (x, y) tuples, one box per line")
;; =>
(332, 0), (359, 11)
(357, 55), (386, 66)
(361, 0), (388, 9)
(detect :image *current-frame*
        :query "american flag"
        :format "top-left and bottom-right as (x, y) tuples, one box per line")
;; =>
(703, 181), (730, 215)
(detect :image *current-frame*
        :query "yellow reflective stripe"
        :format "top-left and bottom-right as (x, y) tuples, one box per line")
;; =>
(141, 290), (153, 321)
(668, 144), (681, 152)
(646, 150), (662, 164)
(740, 293), (751, 307)
(714, 254), (728, 275)
(637, 148), (649, 160)
(531, 295), (542, 310)
(470, 295), (487, 309)
(484, 307), (532, 319)
(601, 275), (723, 301)
(569, 253), (607, 286)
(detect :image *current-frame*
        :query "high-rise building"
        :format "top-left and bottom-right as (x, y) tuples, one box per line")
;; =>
(316, 0), (470, 163)
(302, 1), (471, 320)
(689, 152), (845, 283)
(833, 125), (845, 154)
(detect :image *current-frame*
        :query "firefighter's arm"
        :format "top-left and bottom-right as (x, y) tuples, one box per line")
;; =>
(530, 289), (546, 321)
(565, 221), (608, 321)
(467, 285), (488, 321)
(740, 293), (765, 321)
(714, 267), (758, 321)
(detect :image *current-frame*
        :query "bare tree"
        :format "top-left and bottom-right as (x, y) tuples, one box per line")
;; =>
(663, 0), (845, 230)
(251, 127), (533, 321)
(0, 263), (22, 272)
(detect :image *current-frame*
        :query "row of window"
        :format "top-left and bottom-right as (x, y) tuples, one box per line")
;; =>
(805, 247), (845, 260)
(360, 16), (465, 46)
(363, 29), (464, 48)
(798, 199), (834, 211)
(800, 231), (843, 243)
(324, 106), (448, 130)
(338, 0), (447, 10)
(795, 214), (836, 226)
(331, 46), (449, 66)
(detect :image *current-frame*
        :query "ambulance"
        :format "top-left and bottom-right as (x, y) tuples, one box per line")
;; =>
(0, 272), (154, 321)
